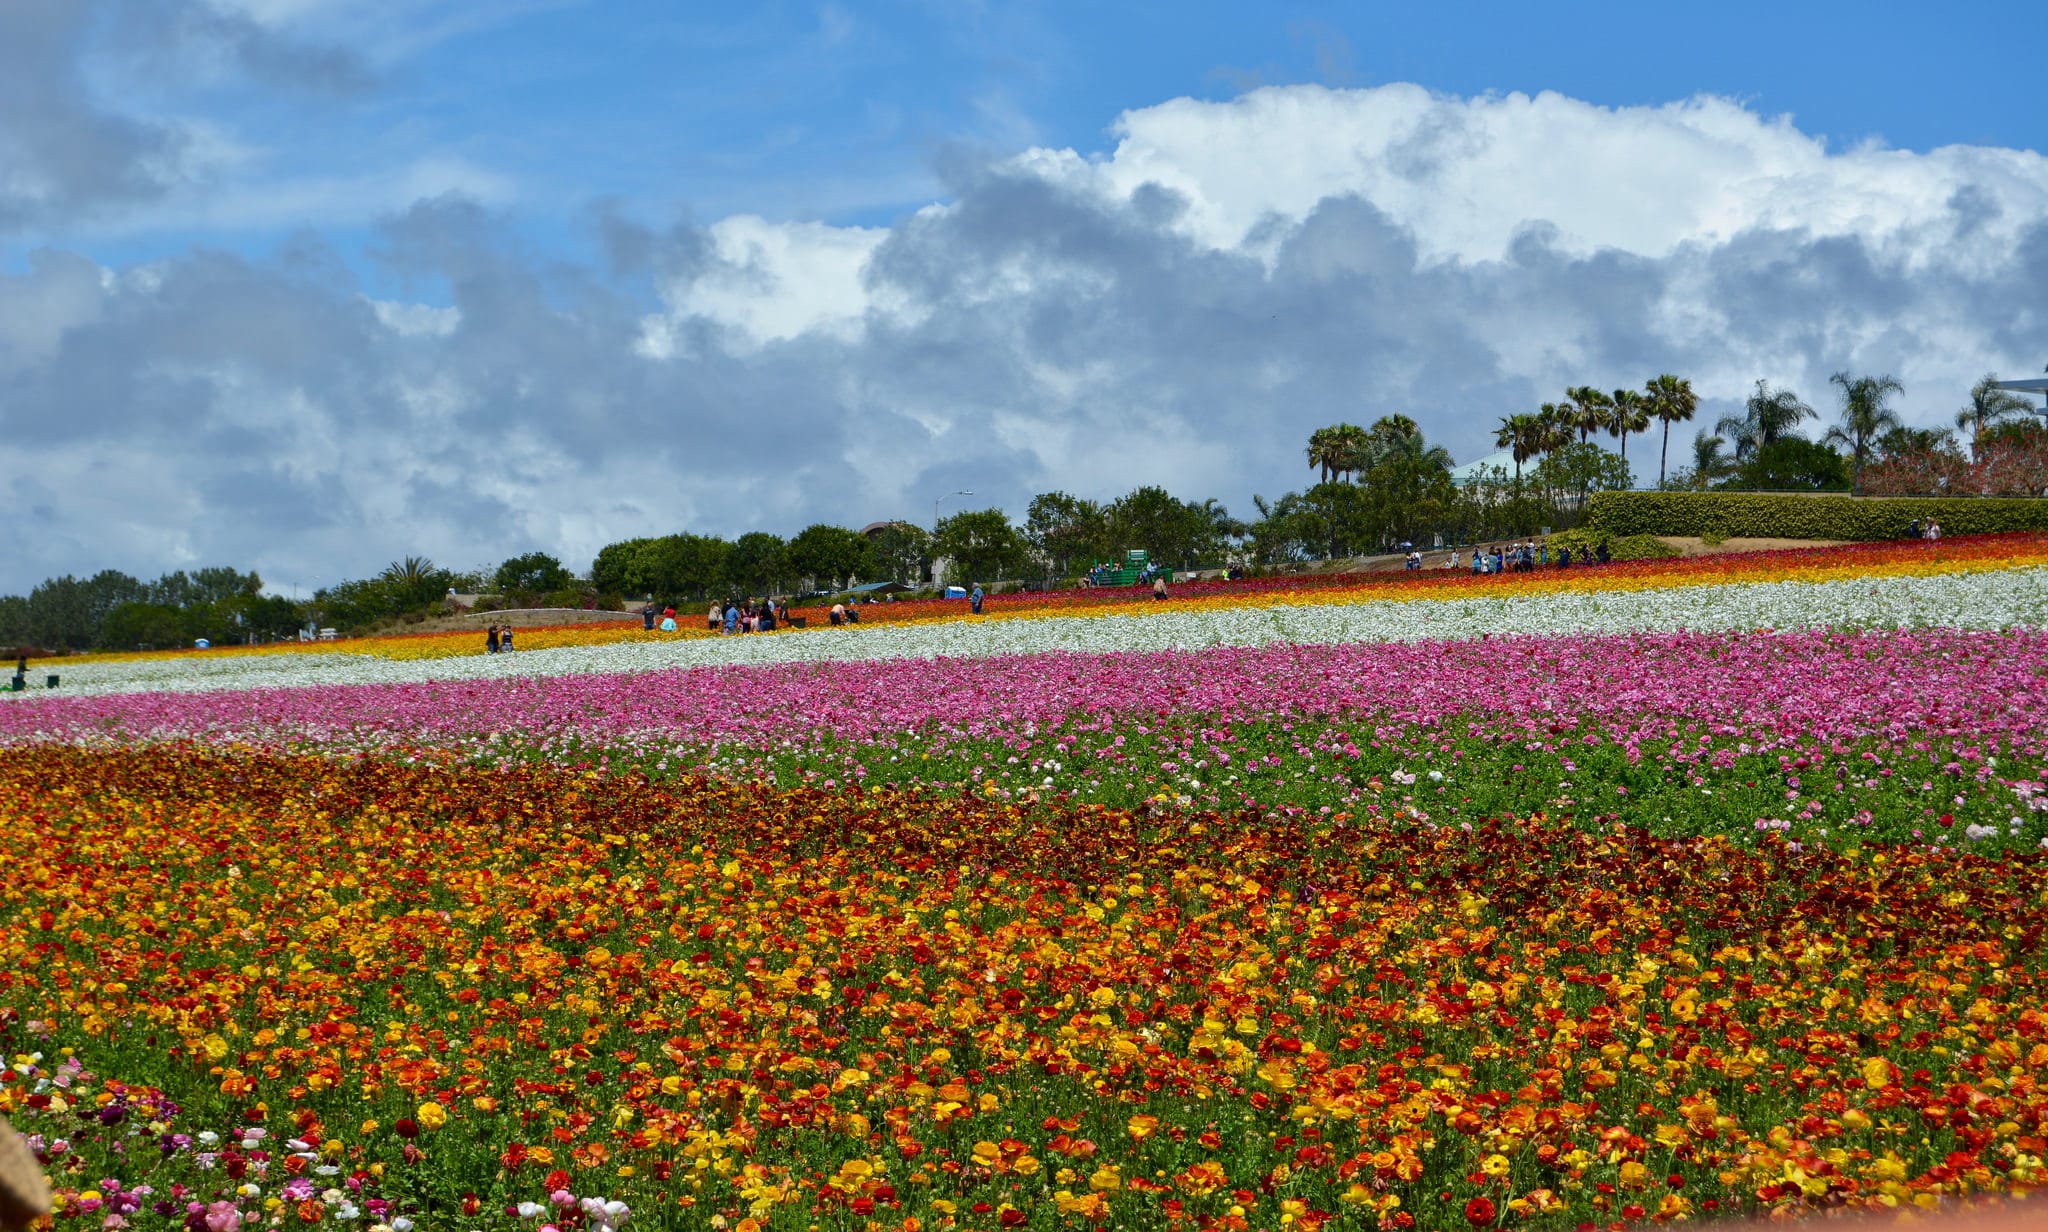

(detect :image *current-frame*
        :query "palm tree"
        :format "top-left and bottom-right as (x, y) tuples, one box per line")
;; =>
(1824, 371), (1905, 495)
(1533, 402), (1573, 458)
(1644, 373), (1698, 489)
(1689, 431), (1733, 490)
(1493, 414), (1537, 484)
(382, 556), (438, 588)
(1372, 415), (1452, 470)
(1331, 422), (1374, 483)
(1956, 373), (2036, 452)
(1608, 387), (1652, 465)
(1305, 427), (1343, 485)
(1564, 386), (1614, 445)
(1717, 379), (1814, 462)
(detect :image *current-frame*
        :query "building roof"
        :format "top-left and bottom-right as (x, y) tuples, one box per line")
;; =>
(1449, 449), (1518, 484)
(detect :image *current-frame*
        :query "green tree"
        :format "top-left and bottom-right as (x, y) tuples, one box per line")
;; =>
(590, 537), (658, 597)
(787, 524), (874, 593)
(934, 508), (1030, 584)
(725, 532), (790, 596)
(1106, 486), (1235, 570)
(1494, 414), (1540, 484)
(1645, 374), (1699, 488)
(868, 522), (933, 585)
(1361, 447), (1455, 549)
(1531, 441), (1632, 510)
(1025, 491), (1110, 576)
(1330, 422), (1375, 482)
(1678, 430), (1736, 491)
(1956, 373), (2036, 453)
(1878, 424), (1955, 459)
(1533, 402), (1574, 459)
(1305, 424), (1371, 484)
(1725, 437), (1850, 491)
(1823, 371), (1905, 494)
(0, 594), (30, 648)
(1564, 386), (1614, 445)
(1718, 380), (1815, 461)
(98, 602), (187, 650)
(1607, 387), (1652, 465)
(493, 552), (572, 594)
(379, 556), (455, 610)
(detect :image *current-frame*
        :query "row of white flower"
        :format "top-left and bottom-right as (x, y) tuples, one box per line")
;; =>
(11, 567), (2048, 700)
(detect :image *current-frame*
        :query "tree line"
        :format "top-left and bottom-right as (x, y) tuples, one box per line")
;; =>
(0, 568), (295, 655)
(1675, 372), (2046, 496)
(9, 367), (2036, 650)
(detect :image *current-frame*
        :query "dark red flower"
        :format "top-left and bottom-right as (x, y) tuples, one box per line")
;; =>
(1465, 1196), (1496, 1227)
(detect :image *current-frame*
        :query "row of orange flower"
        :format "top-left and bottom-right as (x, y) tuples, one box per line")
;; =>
(3, 747), (2044, 1229)
(39, 534), (2048, 668)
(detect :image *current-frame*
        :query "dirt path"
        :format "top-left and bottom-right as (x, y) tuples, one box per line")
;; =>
(1656, 536), (1848, 556)
(397, 607), (639, 634)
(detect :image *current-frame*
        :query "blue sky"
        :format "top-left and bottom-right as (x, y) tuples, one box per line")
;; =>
(30, 2), (2046, 273)
(2, 0), (2046, 593)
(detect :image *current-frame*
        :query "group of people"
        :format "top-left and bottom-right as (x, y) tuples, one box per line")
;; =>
(483, 624), (516, 653)
(1444, 539), (1609, 574)
(1906, 518), (1944, 541)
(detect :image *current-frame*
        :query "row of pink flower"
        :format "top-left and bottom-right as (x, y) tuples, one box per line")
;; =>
(4, 628), (2043, 760)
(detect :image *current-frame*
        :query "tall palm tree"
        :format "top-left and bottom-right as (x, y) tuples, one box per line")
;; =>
(1305, 427), (1343, 485)
(1608, 388), (1652, 464)
(1717, 379), (1814, 462)
(1644, 373), (1698, 488)
(1956, 373), (2036, 452)
(1564, 386), (1614, 445)
(1824, 371), (1905, 495)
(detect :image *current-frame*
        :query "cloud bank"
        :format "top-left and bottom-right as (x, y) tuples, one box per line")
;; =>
(4, 78), (2047, 593)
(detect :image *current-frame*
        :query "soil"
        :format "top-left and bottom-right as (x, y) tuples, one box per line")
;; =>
(386, 607), (639, 635)
(1655, 536), (1849, 556)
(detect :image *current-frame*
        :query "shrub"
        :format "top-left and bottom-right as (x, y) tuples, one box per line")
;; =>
(1585, 492), (2048, 541)
(1545, 529), (1681, 562)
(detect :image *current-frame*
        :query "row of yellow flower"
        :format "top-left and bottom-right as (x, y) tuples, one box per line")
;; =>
(3, 747), (2044, 1230)
(38, 534), (2048, 667)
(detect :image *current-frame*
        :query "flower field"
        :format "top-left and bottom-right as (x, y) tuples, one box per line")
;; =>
(4, 538), (2048, 1230)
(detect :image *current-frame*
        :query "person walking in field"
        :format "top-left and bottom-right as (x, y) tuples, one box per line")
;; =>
(970, 584), (984, 615)
(486, 624), (500, 654)
(500, 626), (515, 653)
(1152, 575), (1168, 600)
(708, 602), (721, 631)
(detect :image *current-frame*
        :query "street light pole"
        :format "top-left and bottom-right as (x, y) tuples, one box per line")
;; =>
(934, 489), (973, 533)
(934, 490), (973, 589)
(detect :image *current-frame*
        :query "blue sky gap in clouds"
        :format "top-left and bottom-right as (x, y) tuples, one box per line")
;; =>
(0, 0), (2045, 594)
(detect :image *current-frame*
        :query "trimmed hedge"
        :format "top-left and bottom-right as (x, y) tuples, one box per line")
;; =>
(1545, 529), (1681, 562)
(1585, 492), (2048, 541)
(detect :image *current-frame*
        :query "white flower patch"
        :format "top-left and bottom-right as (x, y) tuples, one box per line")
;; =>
(8, 567), (2047, 701)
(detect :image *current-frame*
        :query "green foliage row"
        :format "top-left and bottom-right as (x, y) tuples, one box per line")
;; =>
(1544, 528), (1682, 561)
(1586, 491), (2048, 540)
